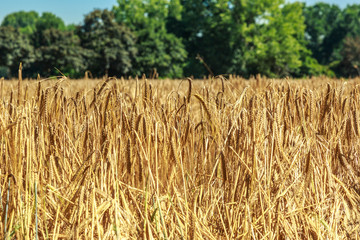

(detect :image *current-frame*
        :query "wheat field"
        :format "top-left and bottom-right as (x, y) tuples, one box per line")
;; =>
(0, 75), (359, 239)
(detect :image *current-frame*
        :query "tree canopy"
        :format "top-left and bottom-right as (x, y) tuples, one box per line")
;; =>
(113, 0), (187, 78)
(0, 26), (34, 78)
(1, 11), (39, 34)
(78, 9), (137, 77)
(229, 1), (307, 77)
(0, 2), (360, 79)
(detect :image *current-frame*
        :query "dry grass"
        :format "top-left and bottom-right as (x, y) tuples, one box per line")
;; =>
(0, 75), (360, 239)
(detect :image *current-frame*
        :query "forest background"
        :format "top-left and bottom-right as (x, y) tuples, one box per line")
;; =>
(1, 0), (360, 79)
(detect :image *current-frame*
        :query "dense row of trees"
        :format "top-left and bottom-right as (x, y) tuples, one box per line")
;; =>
(1, 0), (360, 79)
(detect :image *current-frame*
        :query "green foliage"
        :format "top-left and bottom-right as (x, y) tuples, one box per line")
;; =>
(0, 26), (34, 77)
(296, 54), (335, 77)
(32, 12), (66, 48)
(341, 5), (360, 37)
(0, 66), (10, 78)
(334, 36), (360, 77)
(66, 24), (77, 31)
(169, 0), (313, 78)
(31, 29), (87, 77)
(19, 12), (86, 78)
(1, 11), (39, 34)
(330, 4), (360, 65)
(168, 0), (233, 77)
(35, 12), (66, 32)
(303, 3), (342, 65)
(230, 1), (308, 77)
(303, 3), (360, 77)
(1, 2), (360, 79)
(114, 0), (187, 78)
(78, 9), (137, 77)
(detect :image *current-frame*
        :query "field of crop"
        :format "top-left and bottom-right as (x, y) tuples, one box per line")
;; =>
(0, 76), (359, 239)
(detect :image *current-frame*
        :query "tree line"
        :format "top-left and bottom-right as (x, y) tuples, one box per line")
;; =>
(0, 0), (360, 79)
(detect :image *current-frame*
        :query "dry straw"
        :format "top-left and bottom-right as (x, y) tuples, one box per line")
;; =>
(0, 76), (359, 239)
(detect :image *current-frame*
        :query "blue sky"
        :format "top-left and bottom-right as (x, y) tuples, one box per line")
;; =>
(288, 0), (359, 8)
(0, 0), (118, 25)
(0, 0), (358, 25)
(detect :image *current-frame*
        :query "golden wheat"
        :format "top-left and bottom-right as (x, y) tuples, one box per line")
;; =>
(0, 76), (359, 239)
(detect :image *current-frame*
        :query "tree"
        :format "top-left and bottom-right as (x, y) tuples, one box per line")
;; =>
(167, 0), (233, 77)
(113, 0), (187, 78)
(229, 1), (309, 77)
(78, 9), (137, 77)
(335, 36), (360, 77)
(14, 12), (86, 78)
(1, 11), (39, 34)
(35, 12), (66, 32)
(31, 28), (87, 77)
(32, 12), (66, 49)
(332, 4), (360, 61)
(303, 3), (342, 65)
(169, 0), (314, 78)
(301, 4), (360, 77)
(0, 26), (34, 78)
(337, 4), (360, 39)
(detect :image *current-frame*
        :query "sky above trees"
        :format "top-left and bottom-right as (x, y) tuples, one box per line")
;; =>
(0, 0), (358, 24)
(289, 0), (358, 9)
(0, 0), (117, 24)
